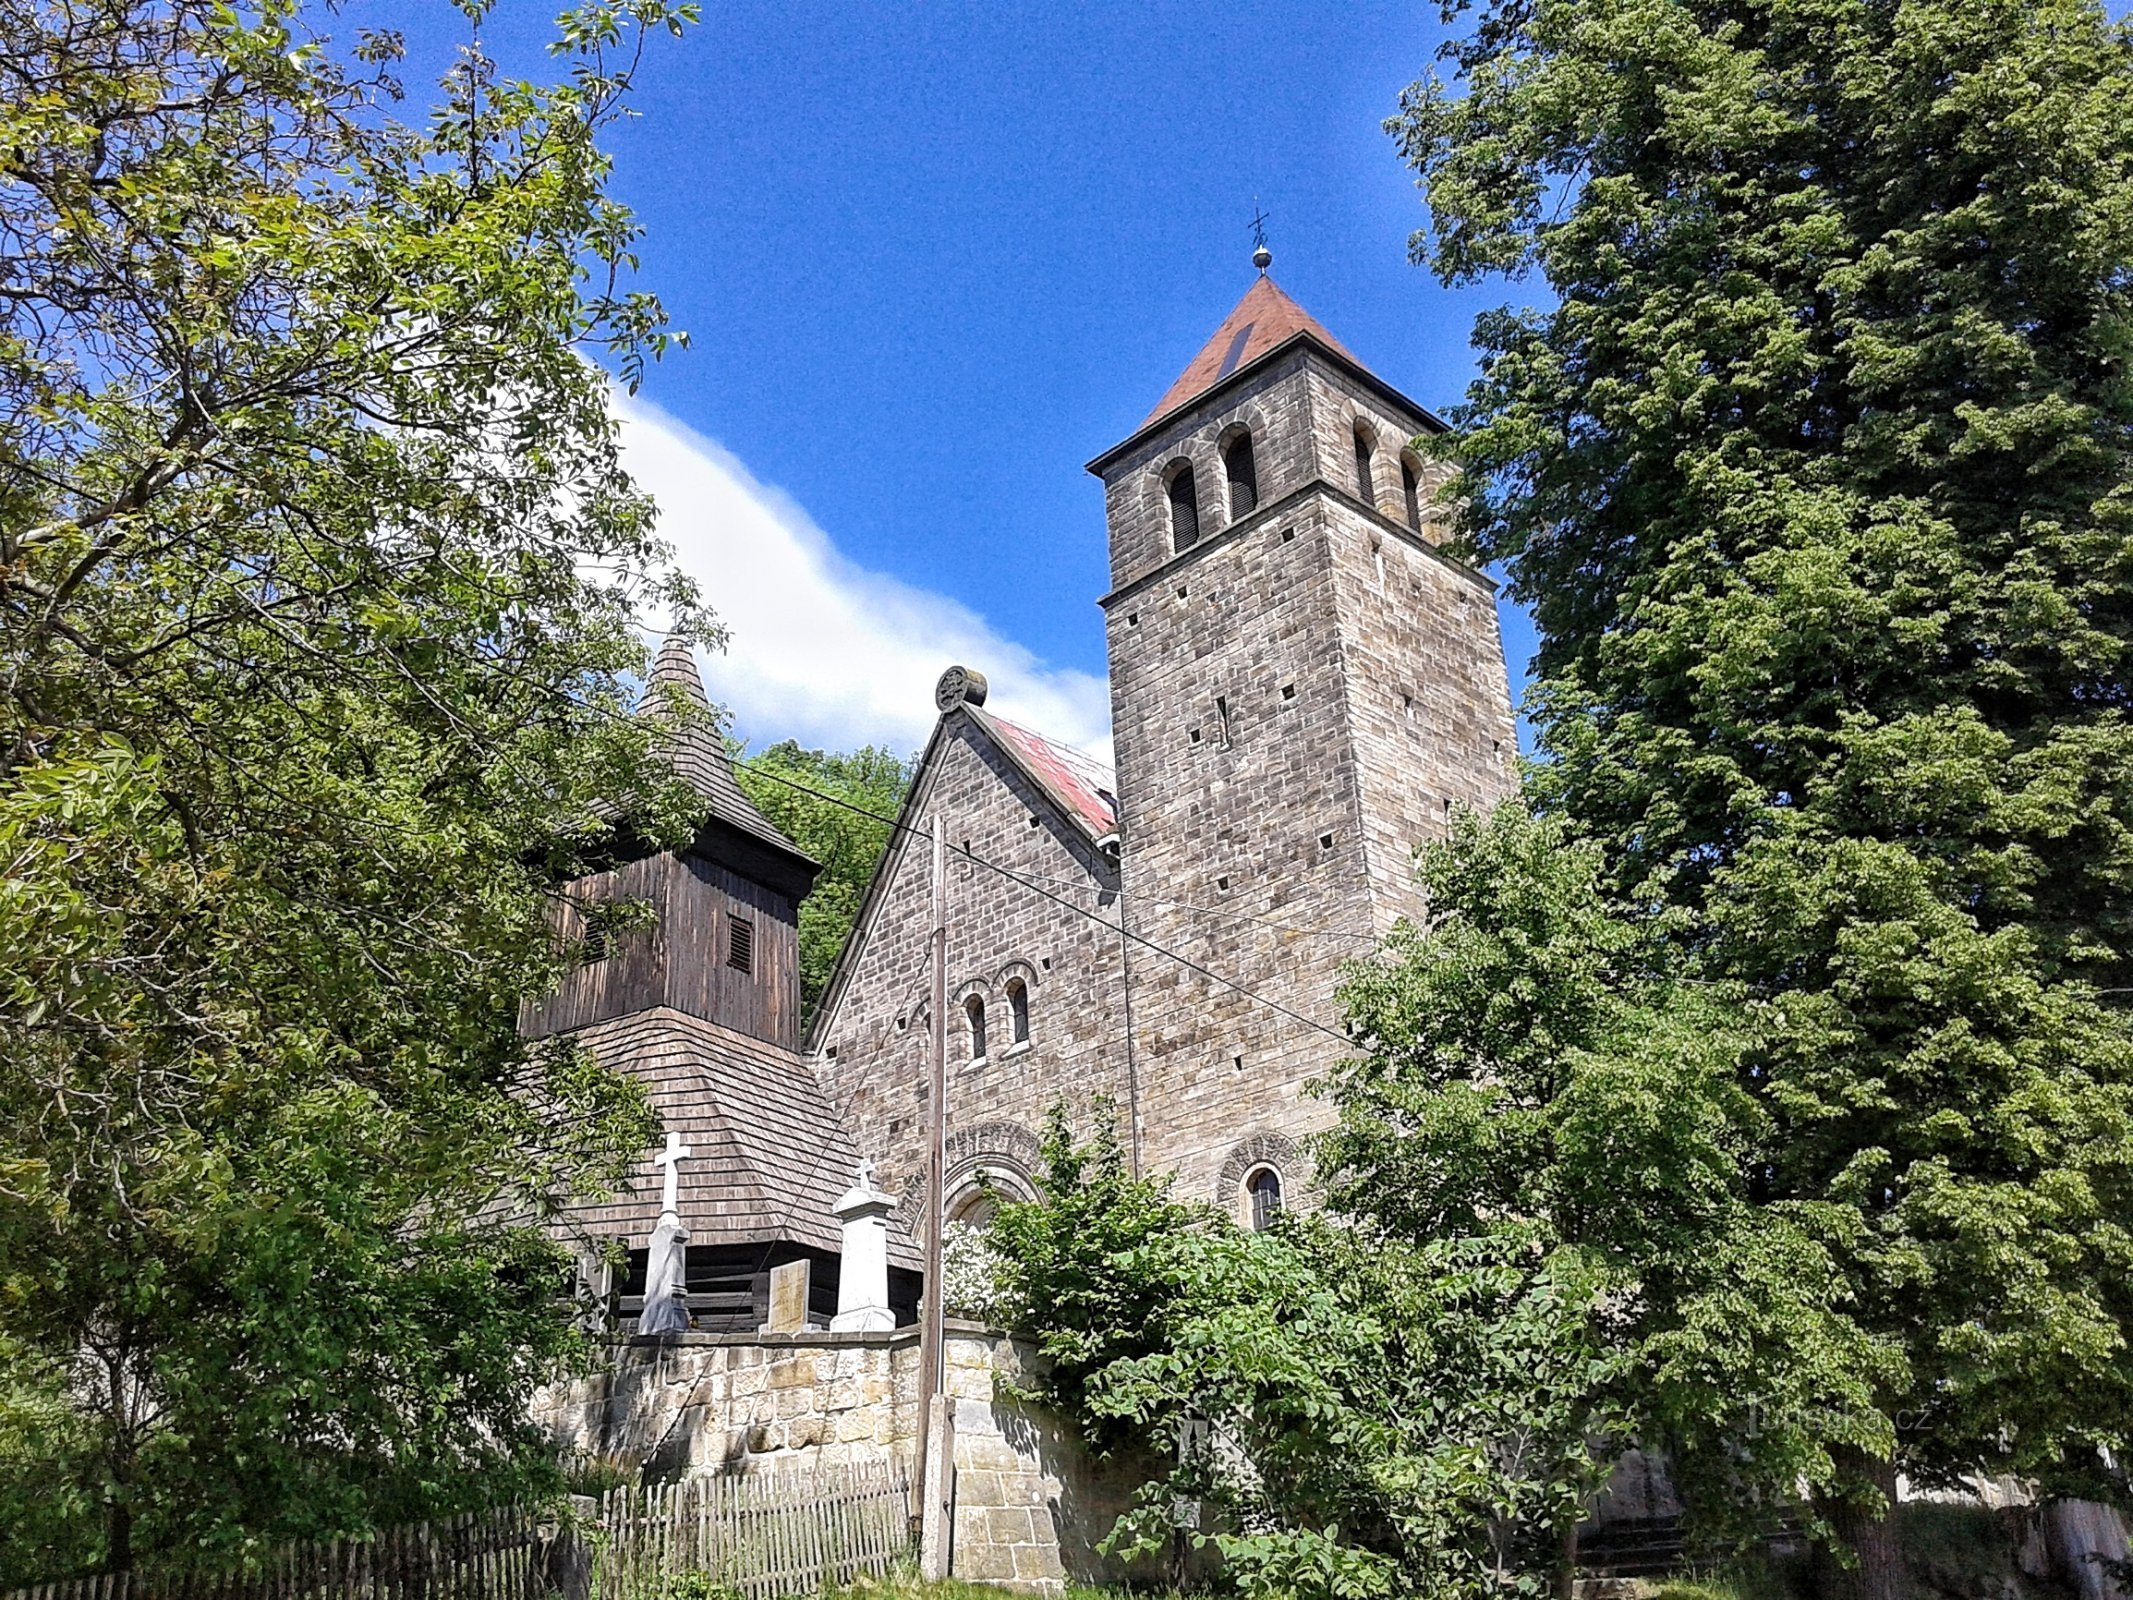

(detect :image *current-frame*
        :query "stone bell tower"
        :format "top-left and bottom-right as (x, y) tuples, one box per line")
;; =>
(1088, 265), (1517, 1214)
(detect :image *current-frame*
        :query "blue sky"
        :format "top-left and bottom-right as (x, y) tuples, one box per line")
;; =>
(390, 1), (1539, 758)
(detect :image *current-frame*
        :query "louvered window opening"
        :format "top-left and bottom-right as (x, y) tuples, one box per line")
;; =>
(1168, 464), (1201, 552)
(726, 916), (754, 973)
(1353, 430), (1375, 504)
(1224, 433), (1258, 518)
(1402, 458), (1422, 530)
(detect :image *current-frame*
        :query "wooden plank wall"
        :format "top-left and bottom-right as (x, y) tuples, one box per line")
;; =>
(520, 854), (678, 1039)
(520, 854), (803, 1049)
(665, 855), (801, 1050)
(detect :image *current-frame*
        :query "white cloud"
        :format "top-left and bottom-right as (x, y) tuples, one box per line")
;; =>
(615, 393), (1113, 764)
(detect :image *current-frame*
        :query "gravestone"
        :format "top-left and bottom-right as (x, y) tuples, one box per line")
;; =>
(639, 1131), (693, 1336)
(765, 1259), (811, 1332)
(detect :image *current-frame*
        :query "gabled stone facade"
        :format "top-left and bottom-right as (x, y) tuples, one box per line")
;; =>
(813, 708), (1132, 1223)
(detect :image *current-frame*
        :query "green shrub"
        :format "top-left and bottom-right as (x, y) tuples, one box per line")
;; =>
(659, 1573), (744, 1600)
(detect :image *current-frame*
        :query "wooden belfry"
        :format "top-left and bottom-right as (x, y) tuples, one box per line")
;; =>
(529, 636), (922, 1333)
(522, 636), (819, 1051)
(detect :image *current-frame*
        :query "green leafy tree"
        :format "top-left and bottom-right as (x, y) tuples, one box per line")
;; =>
(1324, 810), (1895, 1569)
(986, 1102), (1210, 1457)
(0, 0), (703, 1576)
(1382, 0), (2133, 1590)
(733, 741), (910, 1024)
(989, 1103), (1630, 1600)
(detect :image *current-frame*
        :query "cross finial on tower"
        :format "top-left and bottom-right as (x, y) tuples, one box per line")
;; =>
(1250, 203), (1273, 272)
(855, 1157), (876, 1190)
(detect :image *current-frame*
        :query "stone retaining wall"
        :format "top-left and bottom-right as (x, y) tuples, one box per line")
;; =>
(534, 1321), (1144, 1592)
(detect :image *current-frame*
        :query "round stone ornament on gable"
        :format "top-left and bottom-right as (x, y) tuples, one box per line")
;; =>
(934, 664), (989, 713)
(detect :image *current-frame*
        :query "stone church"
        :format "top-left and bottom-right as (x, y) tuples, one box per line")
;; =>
(539, 267), (1517, 1330)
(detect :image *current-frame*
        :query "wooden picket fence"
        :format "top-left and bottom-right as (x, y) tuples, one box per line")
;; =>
(4, 1507), (549, 1600)
(589, 1465), (913, 1600)
(7, 1469), (913, 1600)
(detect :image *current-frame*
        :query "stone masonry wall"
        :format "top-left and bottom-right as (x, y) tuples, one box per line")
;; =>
(809, 327), (1516, 1227)
(1303, 365), (1519, 910)
(1332, 513), (1519, 925)
(533, 1324), (1145, 1592)
(1099, 352), (1321, 592)
(1093, 345), (1517, 1216)
(1297, 365), (1453, 535)
(1103, 493), (1376, 1212)
(814, 718), (1132, 1215)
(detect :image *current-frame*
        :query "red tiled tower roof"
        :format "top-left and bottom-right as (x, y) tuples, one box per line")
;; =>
(1141, 275), (1361, 430)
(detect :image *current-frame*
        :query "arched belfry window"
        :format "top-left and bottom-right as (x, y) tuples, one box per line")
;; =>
(1401, 455), (1423, 531)
(1353, 426), (1377, 505)
(1222, 432), (1258, 519)
(1006, 977), (1030, 1046)
(966, 994), (988, 1063)
(1247, 1167), (1284, 1232)
(1166, 462), (1201, 552)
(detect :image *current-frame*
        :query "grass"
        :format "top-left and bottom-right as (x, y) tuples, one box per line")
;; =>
(1648, 1559), (1805, 1600)
(744, 1503), (2049, 1600)
(827, 1573), (1149, 1600)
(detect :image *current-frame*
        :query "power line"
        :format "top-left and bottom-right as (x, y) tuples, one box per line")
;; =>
(986, 855), (1378, 943)
(738, 758), (1377, 941)
(736, 758), (1363, 1050)
(967, 843), (1359, 1051)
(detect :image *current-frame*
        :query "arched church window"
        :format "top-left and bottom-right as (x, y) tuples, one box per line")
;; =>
(1166, 461), (1201, 552)
(1246, 1166), (1284, 1232)
(1006, 977), (1030, 1046)
(1401, 455), (1423, 531)
(1223, 432), (1258, 519)
(966, 994), (988, 1063)
(1353, 426), (1376, 505)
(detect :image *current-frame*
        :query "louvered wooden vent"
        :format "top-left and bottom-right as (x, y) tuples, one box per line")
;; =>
(1167, 464), (1200, 552)
(1224, 433), (1258, 517)
(726, 916), (754, 973)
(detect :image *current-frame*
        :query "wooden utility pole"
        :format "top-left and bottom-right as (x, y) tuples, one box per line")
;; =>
(1116, 862), (1143, 1178)
(925, 815), (949, 1368)
(914, 814), (952, 1566)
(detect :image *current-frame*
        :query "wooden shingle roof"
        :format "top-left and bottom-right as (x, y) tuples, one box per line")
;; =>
(551, 1007), (920, 1266)
(644, 636), (816, 869)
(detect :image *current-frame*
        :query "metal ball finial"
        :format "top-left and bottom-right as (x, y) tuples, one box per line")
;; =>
(1252, 243), (1273, 272)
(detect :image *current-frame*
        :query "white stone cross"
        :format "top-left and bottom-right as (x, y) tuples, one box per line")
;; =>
(655, 1130), (691, 1218)
(855, 1158), (876, 1190)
